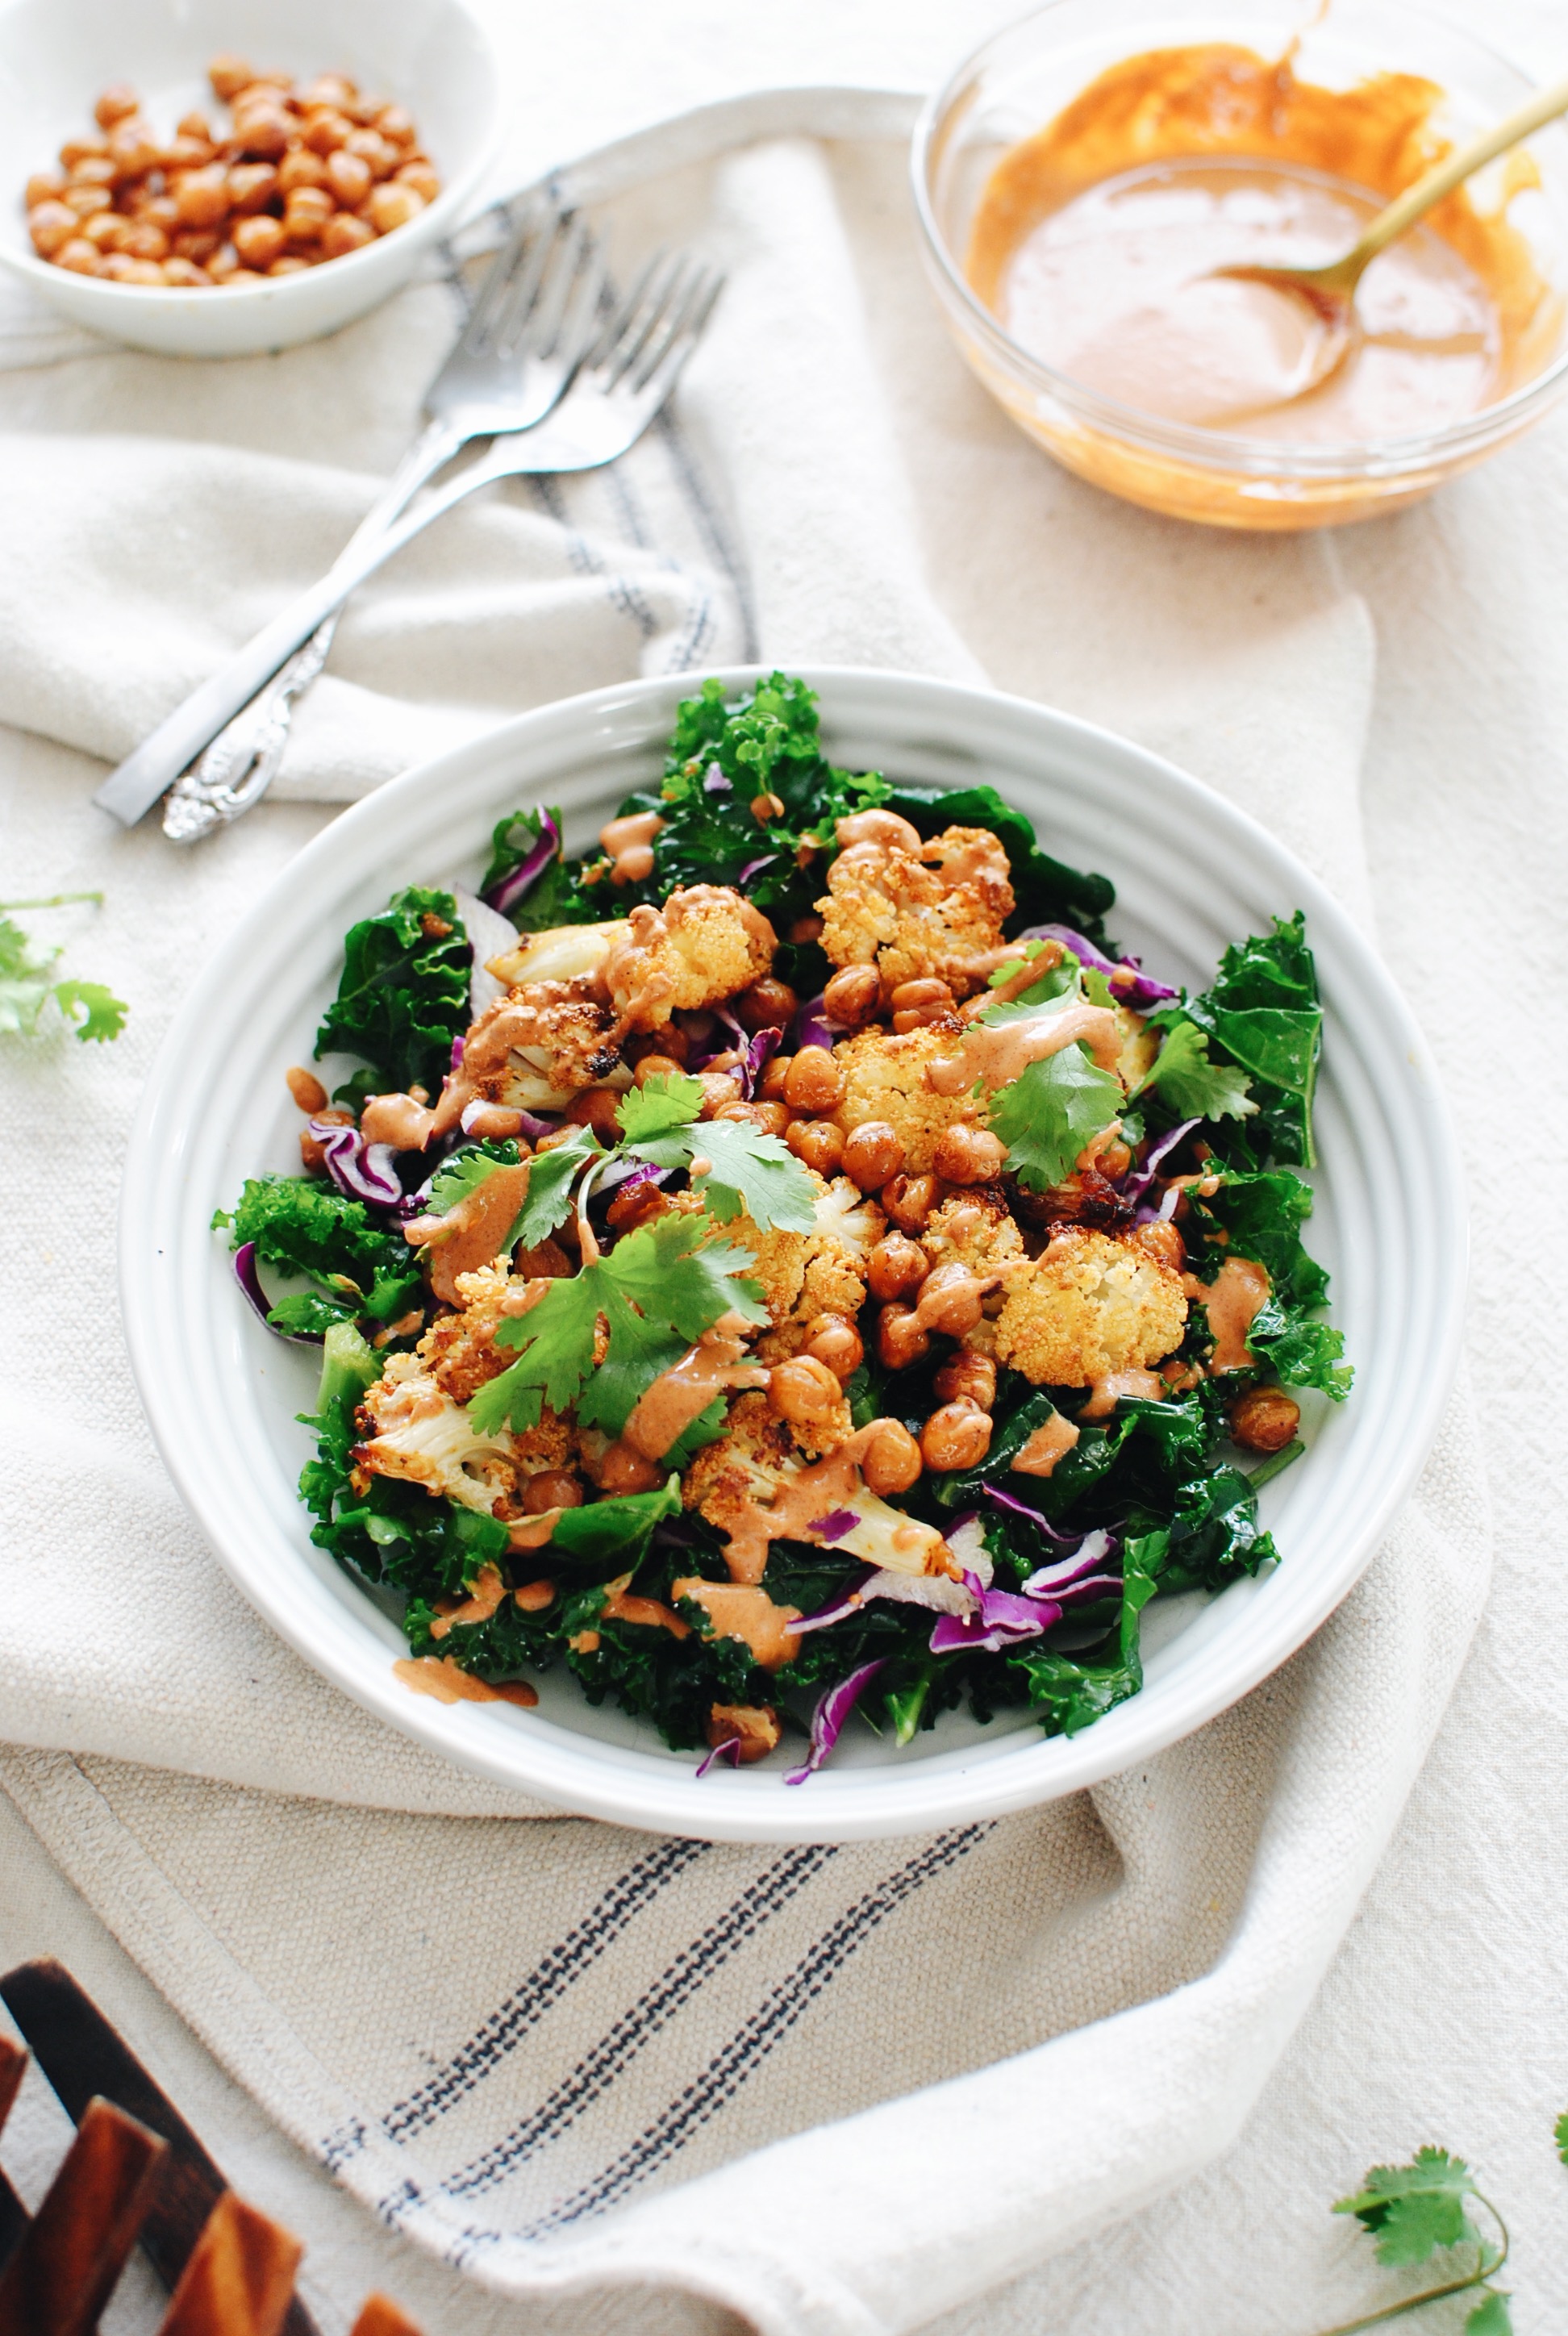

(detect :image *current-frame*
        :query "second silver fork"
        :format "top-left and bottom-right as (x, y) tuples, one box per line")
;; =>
(161, 199), (604, 844)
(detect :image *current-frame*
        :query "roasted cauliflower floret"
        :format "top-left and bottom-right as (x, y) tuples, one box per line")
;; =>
(817, 815), (1013, 998)
(419, 1264), (571, 1429)
(830, 1022), (980, 1173)
(448, 982), (623, 1118)
(603, 885), (776, 1026)
(681, 1391), (796, 1520)
(993, 1227), (1187, 1387)
(719, 1211), (808, 1324)
(921, 1190), (1024, 1275)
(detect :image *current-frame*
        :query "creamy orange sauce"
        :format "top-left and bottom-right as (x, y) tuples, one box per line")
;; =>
(1011, 1412), (1082, 1476)
(1185, 1254), (1271, 1370)
(601, 1580), (691, 1637)
(428, 1562), (507, 1640)
(404, 1160), (532, 1302)
(621, 1323), (770, 1463)
(711, 1420), (949, 1585)
(394, 1656), (537, 1708)
(671, 1579), (803, 1670)
(926, 999), (1123, 1095)
(598, 809), (665, 888)
(1081, 1367), (1166, 1420)
(967, 44), (1559, 446)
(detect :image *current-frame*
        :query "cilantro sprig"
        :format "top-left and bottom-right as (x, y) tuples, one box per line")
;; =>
(1314, 2146), (1512, 2335)
(986, 1045), (1123, 1191)
(615, 1073), (818, 1233)
(0, 892), (127, 1045)
(469, 1209), (766, 1440)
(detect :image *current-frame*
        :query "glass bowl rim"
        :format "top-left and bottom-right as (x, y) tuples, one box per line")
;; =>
(909, 0), (1568, 477)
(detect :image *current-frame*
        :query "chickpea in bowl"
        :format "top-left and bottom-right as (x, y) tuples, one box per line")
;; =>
(26, 57), (441, 290)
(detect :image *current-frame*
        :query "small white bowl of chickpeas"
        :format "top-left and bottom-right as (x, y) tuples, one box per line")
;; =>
(0, 0), (500, 358)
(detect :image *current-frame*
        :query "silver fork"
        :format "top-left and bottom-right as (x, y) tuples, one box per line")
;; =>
(106, 198), (606, 839)
(98, 251), (724, 835)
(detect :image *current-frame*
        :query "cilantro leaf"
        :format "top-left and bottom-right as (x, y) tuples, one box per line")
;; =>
(1334, 2148), (1482, 2267)
(1466, 2292), (1514, 2334)
(471, 1211), (765, 1439)
(511, 1124), (600, 1249)
(986, 1044), (1122, 1191)
(616, 1071), (704, 1141)
(1554, 2109), (1568, 2165)
(50, 978), (128, 1042)
(315, 886), (471, 1100)
(0, 916), (60, 1033)
(620, 1078), (817, 1233)
(426, 1139), (522, 1216)
(1136, 1018), (1256, 1122)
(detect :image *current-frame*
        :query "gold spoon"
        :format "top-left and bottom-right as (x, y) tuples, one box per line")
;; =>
(1218, 65), (1568, 398)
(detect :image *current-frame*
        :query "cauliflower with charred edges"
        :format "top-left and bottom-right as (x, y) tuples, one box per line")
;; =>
(448, 982), (623, 1117)
(817, 811), (1014, 999)
(830, 1020), (980, 1173)
(603, 885), (776, 1027)
(994, 1227), (1187, 1387)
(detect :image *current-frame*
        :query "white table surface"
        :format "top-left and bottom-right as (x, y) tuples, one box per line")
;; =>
(4, 2), (1567, 2330)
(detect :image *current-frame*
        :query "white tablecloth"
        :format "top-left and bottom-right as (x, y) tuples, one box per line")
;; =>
(2, 2), (1566, 2329)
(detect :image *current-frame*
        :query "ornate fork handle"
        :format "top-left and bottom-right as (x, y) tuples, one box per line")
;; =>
(162, 619), (340, 844)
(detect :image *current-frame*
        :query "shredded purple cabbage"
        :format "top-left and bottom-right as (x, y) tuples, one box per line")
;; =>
(233, 1243), (323, 1345)
(1021, 923), (1178, 1009)
(450, 1033), (465, 1070)
(789, 1567), (874, 1635)
(809, 1508), (859, 1543)
(1121, 1117), (1200, 1214)
(703, 766), (732, 795)
(736, 853), (778, 890)
(485, 810), (561, 917)
(792, 993), (836, 1052)
(786, 1660), (886, 1784)
(308, 1120), (402, 1208)
(984, 1484), (1079, 1544)
(930, 1567), (1064, 1654)
(694, 1737), (744, 1777)
(1020, 1529), (1118, 1597)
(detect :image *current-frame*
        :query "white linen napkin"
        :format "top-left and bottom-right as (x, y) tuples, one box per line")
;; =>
(0, 119), (1491, 2336)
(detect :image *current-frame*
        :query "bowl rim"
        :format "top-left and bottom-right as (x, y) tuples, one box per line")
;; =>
(119, 665), (1469, 1845)
(911, 0), (1568, 474)
(0, 0), (501, 305)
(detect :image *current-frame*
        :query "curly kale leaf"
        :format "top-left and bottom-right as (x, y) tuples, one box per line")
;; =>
(214, 1173), (421, 1327)
(479, 805), (582, 932)
(1190, 1169), (1353, 1400)
(315, 886), (471, 1100)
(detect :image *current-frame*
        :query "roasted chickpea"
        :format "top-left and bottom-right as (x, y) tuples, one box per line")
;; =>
(177, 110), (215, 141)
(301, 107), (354, 156)
(107, 119), (161, 177)
(98, 254), (166, 283)
(921, 1400), (993, 1472)
(841, 1120), (905, 1192)
(861, 1418), (923, 1496)
(932, 1125), (1007, 1187)
(934, 1350), (997, 1409)
(208, 55), (258, 102)
(319, 211), (375, 257)
(1229, 1386), (1301, 1454)
(298, 1107), (355, 1172)
(782, 1045), (844, 1115)
(889, 977), (955, 1032)
(1097, 1139), (1134, 1180)
(169, 165), (228, 227)
(821, 963), (881, 1029)
(326, 148), (373, 207)
(717, 1101), (791, 1137)
(230, 106), (292, 160)
(877, 1304), (931, 1371)
(695, 1071), (744, 1119)
(604, 1180), (670, 1234)
(62, 184), (113, 219)
(283, 186), (335, 240)
(69, 155), (118, 187)
(758, 1055), (793, 1101)
(94, 85), (141, 130)
(25, 171), (65, 208)
(1132, 1220), (1186, 1272)
(632, 1051), (685, 1087)
(227, 161), (279, 214)
(55, 237), (102, 273)
(867, 1234), (929, 1304)
(706, 1703), (781, 1762)
(915, 1263), (988, 1337)
(769, 1355), (843, 1425)
(598, 1441), (661, 1494)
(882, 1170), (940, 1233)
(169, 227), (219, 263)
(785, 1117), (844, 1175)
(298, 73), (357, 111)
(58, 136), (109, 170)
(804, 1314), (863, 1380)
(29, 201), (81, 257)
(376, 102), (419, 147)
(232, 213), (286, 269)
(395, 158), (441, 206)
(277, 145), (329, 194)
(366, 178), (424, 232)
(564, 1086), (626, 1140)
(285, 1065), (329, 1114)
(161, 255), (210, 285)
(346, 128), (401, 179)
(161, 133), (217, 171)
(523, 1470), (583, 1514)
(732, 977), (797, 1032)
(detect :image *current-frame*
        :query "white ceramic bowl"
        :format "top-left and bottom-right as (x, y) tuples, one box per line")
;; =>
(120, 670), (1466, 1842)
(0, 0), (500, 358)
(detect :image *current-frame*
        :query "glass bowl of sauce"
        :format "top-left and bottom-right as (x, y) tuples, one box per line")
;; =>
(913, 0), (1568, 528)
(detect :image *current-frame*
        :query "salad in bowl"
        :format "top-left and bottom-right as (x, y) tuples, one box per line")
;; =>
(215, 671), (1349, 1783)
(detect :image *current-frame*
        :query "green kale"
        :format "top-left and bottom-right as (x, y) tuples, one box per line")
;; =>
(314, 885), (471, 1101)
(986, 1044), (1123, 1190)
(214, 1174), (421, 1328)
(1190, 1170), (1353, 1400)
(1177, 911), (1323, 1166)
(479, 805), (580, 932)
